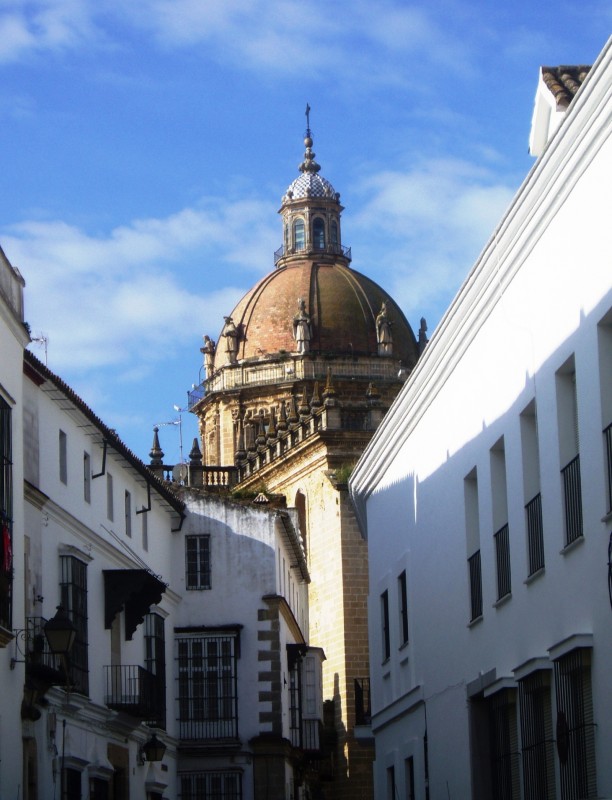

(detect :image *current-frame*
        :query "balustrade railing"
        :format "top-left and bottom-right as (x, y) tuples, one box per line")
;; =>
(104, 664), (163, 721)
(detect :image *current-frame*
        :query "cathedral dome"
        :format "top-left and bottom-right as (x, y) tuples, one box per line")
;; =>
(203, 113), (422, 379)
(212, 259), (419, 368)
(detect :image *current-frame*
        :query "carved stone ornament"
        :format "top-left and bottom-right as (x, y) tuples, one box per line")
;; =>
(222, 316), (239, 364)
(376, 301), (393, 356)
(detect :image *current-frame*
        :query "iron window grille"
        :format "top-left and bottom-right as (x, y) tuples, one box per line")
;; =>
(0, 396), (13, 631)
(60, 555), (89, 695)
(177, 634), (238, 741)
(554, 648), (597, 799)
(380, 590), (390, 661)
(494, 524), (511, 600)
(145, 613), (166, 729)
(398, 570), (409, 646)
(604, 422), (612, 514)
(525, 493), (544, 575)
(518, 670), (556, 800)
(179, 771), (242, 800)
(488, 688), (521, 800)
(468, 550), (482, 621)
(561, 455), (583, 545)
(185, 535), (211, 590)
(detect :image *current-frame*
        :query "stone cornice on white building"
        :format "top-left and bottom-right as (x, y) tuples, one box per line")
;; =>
(350, 35), (612, 537)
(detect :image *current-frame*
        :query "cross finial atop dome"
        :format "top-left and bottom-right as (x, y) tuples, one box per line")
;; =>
(299, 103), (321, 175)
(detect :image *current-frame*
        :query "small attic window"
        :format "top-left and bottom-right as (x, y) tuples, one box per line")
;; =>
(313, 218), (325, 249)
(294, 219), (305, 251)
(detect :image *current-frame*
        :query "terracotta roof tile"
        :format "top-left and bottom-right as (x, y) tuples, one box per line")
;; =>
(541, 65), (591, 108)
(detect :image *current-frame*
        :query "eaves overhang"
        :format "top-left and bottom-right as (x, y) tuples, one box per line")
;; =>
(23, 350), (185, 521)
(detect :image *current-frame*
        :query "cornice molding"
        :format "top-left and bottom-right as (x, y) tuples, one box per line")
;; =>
(351, 38), (612, 536)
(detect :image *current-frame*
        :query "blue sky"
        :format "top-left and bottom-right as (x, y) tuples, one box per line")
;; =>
(0, 1), (608, 465)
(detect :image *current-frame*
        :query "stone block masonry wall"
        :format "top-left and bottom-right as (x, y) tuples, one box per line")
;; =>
(257, 604), (282, 735)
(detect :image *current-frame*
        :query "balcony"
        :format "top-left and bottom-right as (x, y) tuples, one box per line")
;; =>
(104, 664), (164, 722)
(15, 617), (66, 683)
(274, 242), (352, 266)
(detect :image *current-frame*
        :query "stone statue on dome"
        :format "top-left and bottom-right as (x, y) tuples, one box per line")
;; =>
(376, 301), (393, 356)
(201, 335), (216, 377)
(293, 298), (312, 354)
(222, 316), (239, 364)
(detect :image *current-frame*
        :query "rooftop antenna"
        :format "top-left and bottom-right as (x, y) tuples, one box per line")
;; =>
(31, 333), (49, 365)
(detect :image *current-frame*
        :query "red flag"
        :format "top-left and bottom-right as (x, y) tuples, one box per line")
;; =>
(1, 523), (11, 572)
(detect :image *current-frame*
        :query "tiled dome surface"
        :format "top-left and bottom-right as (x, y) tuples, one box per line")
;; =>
(215, 260), (419, 367)
(284, 172), (337, 201)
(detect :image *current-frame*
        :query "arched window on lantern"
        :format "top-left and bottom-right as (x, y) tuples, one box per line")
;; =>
(330, 220), (339, 246)
(313, 218), (325, 250)
(294, 219), (305, 251)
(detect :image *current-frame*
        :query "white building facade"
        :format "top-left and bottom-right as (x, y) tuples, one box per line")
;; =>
(0, 245), (29, 798)
(350, 38), (612, 800)
(172, 490), (325, 800)
(1, 301), (325, 799)
(21, 350), (186, 800)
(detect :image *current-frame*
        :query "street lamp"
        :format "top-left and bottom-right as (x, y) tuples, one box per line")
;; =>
(140, 733), (166, 763)
(44, 606), (77, 657)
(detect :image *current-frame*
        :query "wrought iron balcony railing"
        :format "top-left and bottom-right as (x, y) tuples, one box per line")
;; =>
(104, 664), (164, 722)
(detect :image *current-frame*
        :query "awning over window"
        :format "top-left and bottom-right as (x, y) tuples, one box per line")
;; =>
(103, 570), (166, 640)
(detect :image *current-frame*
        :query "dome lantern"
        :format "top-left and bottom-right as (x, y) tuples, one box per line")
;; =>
(275, 106), (350, 269)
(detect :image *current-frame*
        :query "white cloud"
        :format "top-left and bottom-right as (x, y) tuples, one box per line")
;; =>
(349, 157), (516, 325)
(3, 196), (276, 373)
(0, 0), (97, 61)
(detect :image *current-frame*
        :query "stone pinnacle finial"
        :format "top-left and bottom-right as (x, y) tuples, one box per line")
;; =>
(149, 426), (164, 466)
(188, 437), (202, 465)
(299, 104), (321, 175)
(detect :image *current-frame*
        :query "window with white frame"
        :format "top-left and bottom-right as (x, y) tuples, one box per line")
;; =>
(185, 535), (211, 589)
